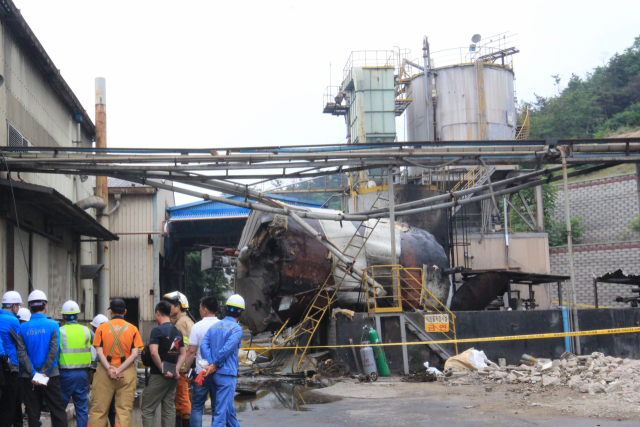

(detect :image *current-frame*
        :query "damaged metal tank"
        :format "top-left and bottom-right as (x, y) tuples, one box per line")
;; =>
(236, 208), (452, 334)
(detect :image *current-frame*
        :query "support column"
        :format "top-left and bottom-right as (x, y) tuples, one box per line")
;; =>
(561, 147), (581, 354)
(95, 77), (110, 315)
(535, 185), (545, 231)
(388, 166), (398, 305)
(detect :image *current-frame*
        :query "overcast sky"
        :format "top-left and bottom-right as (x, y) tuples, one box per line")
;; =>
(15, 0), (640, 203)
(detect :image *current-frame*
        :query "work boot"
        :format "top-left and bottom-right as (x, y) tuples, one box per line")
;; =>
(181, 418), (190, 427)
(175, 416), (182, 427)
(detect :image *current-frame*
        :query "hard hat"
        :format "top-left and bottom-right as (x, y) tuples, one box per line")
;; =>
(27, 290), (48, 305)
(163, 291), (189, 309)
(17, 307), (31, 322)
(61, 300), (81, 315)
(226, 294), (245, 310)
(90, 314), (109, 328)
(2, 291), (23, 305)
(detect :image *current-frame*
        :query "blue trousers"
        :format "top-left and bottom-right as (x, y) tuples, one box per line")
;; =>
(208, 373), (239, 427)
(60, 369), (89, 427)
(191, 375), (213, 427)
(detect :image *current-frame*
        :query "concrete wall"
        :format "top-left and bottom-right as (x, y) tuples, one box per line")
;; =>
(549, 241), (640, 308)
(551, 174), (640, 244)
(549, 173), (640, 309)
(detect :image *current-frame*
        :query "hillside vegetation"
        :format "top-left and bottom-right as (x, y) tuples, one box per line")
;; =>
(527, 36), (640, 139)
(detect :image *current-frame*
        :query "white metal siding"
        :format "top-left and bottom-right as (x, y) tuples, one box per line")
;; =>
(109, 194), (155, 322)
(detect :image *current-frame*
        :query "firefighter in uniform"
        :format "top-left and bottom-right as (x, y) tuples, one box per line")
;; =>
(201, 295), (244, 427)
(59, 301), (93, 427)
(163, 292), (195, 427)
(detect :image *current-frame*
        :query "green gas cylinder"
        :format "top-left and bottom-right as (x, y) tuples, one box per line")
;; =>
(367, 328), (391, 377)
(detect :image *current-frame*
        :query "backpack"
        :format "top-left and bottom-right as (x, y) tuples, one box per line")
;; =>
(141, 325), (178, 368)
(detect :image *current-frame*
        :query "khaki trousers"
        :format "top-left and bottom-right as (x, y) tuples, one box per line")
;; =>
(88, 364), (137, 427)
(141, 375), (177, 427)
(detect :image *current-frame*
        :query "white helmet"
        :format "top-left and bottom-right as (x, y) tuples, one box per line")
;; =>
(17, 307), (31, 322)
(61, 300), (81, 315)
(27, 290), (47, 306)
(2, 291), (23, 305)
(226, 294), (245, 311)
(163, 291), (189, 309)
(90, 314), (109, 328)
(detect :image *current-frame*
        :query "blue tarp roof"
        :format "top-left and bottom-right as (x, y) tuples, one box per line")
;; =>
(167, 194), (323, 220)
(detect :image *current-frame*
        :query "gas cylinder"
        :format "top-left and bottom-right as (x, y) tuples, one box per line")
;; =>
(359, 341), (377, 376)
(367, 328), (391, 377)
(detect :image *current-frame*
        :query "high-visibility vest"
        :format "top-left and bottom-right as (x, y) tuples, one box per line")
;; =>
(59, 324), (92, 369)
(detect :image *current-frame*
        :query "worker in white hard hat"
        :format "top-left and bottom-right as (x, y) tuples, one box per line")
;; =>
(19, 290), (67, 427)
(58, 301), (93, 427)
(201, 295), (245, 427)
(14, 308), (30, 427)
(163, 291), (195, 427)
(0, 291), (25, 426)
(17, 307), (31, 323)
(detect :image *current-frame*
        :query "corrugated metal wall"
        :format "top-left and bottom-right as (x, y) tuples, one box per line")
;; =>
(109, 194), (155, 322)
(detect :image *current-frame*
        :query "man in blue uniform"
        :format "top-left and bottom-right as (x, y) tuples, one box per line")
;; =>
(0, 291), (24, 427)
(201, 295), (244, 427)
(19, 290), (67, 427)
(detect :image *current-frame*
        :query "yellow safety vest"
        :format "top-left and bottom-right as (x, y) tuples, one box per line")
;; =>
(59, 324), (92, 369)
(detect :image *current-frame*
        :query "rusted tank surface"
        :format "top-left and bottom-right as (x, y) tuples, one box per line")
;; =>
(449, 272), (509, 311)
(236, 208), (452, 334)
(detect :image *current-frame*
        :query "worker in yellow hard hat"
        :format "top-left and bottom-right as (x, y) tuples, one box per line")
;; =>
(163, 291), (195, 427)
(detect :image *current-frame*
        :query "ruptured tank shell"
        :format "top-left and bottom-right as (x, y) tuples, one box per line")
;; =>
(236, 208), (452, 334)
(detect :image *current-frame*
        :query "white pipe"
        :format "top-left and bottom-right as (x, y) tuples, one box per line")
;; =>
(108, 194), (121, 215)
(76, 196), (107, 211)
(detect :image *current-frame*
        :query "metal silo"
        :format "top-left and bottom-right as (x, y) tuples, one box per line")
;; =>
(434, 63), (516, 141)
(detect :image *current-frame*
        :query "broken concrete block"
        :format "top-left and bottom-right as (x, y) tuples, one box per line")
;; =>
(589, 383), (606, 394)
(542, 375), (560, 387)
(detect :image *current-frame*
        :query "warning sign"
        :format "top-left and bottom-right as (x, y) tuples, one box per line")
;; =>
(424, 313), (449, 333)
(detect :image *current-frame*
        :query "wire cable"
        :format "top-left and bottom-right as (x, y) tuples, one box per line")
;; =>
(0, 151), (33, 292)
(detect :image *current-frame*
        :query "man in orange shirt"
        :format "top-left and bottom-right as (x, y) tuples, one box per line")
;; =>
(88, 299), (144, 427)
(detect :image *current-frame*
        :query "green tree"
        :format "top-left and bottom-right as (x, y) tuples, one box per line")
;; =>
(184, 251), (229, 320)
(527, 35), (640, 139)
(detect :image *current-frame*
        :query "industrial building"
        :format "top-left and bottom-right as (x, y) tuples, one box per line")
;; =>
(0, 0), (115, 320)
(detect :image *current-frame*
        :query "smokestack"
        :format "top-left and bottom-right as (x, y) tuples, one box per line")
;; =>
(95, 77), (110, 315)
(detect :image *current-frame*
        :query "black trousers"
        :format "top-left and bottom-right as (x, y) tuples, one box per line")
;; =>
(0, 372), (19, 427)
(21, 377), (67, 427)
(13, 378), (23, 427)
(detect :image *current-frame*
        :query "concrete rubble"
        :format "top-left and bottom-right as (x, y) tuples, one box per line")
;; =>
(441, 351), (640, 397)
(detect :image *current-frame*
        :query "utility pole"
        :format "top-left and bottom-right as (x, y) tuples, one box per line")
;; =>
(561, 147), (580, 354)
(95, 77), (110, 314)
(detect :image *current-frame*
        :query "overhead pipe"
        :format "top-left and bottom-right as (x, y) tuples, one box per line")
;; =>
(76, 196), (107, 211)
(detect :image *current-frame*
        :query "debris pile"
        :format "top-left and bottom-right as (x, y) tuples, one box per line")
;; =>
(442, 351), (640, 396)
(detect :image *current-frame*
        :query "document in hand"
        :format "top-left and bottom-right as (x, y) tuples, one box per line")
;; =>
(33, 373), (49, 386)
(162, 362), (177, 376)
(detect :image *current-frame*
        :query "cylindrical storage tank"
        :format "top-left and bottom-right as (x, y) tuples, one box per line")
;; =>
(359, 343), (377, 376)
(406, 73), (433, 142)
(434, 64), (516, 141)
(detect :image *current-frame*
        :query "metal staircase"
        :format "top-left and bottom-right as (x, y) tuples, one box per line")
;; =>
(403, 312), (454, 359)
(452, 166), (496, 215)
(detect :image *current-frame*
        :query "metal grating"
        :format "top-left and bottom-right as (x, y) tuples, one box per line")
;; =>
(8, 123), (28, 147)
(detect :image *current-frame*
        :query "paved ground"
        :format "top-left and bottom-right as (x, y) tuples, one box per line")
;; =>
(37, 379), (639, 427)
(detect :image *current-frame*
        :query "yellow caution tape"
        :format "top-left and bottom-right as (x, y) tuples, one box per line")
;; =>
(551, 300), (614, 309)
(242, 326), (640, 352)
